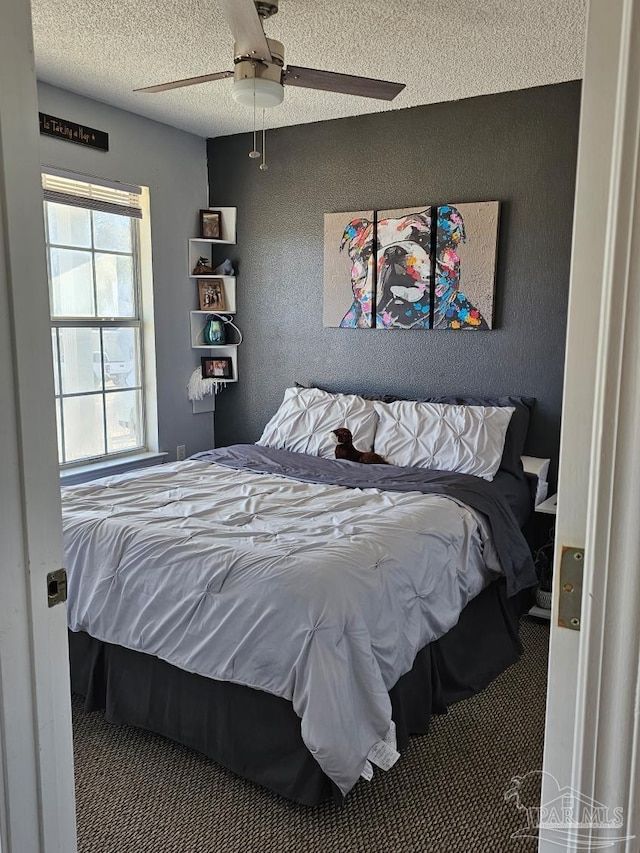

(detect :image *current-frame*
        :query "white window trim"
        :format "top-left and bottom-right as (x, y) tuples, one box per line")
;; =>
(138, 186), (160, 458)
(43, 172), (160, 478)
(59, 450), (167, 487)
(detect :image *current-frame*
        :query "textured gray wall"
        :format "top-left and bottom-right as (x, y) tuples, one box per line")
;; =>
(207, 82), (581, 476)
(38, 83), (212, 462)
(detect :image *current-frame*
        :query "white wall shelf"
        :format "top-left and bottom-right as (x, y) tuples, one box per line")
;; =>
(189, 241), (233, 276)
(197, 345), (238, 383)
(192, 278), (236, 313)
(189, 207), (237, 274)
(192, 344), (238, 350)
(190, 311), (242, 347)
(189, 206), (240, 403)
(190, 273), (230, 279)
(197, 206), (237, 243)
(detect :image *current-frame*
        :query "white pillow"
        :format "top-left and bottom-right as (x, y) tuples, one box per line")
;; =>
(373, 400), (515, 481)
(257, 386), (379, 459)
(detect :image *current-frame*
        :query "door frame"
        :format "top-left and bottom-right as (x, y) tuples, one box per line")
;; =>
(541, 0), (640, 849)
(0, 0), (77, 849)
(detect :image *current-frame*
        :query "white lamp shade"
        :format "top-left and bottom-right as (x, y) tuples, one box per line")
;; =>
(232, 77), (284, 108)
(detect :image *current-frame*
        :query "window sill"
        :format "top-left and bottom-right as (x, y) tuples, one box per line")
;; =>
(60, 451), (168, 487)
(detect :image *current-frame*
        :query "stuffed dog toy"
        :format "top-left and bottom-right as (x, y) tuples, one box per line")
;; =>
(331, 428), (387, 465)
(338, 206), (487, 330)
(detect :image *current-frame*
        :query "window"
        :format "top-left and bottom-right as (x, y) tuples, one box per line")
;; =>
(43, 172), (147, 466)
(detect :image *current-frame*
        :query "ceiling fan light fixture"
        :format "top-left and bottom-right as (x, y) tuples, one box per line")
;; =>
(135, 1), (406, 120)
(233, 77), (284, 108)
(232, 37), (284, 109)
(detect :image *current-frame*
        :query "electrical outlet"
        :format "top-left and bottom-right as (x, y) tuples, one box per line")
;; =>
(176, 445), (186, 461)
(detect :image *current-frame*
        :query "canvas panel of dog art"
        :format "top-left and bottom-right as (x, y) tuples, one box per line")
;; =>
(434, 201), (500, 330)
(323, 210), (375, 328)
(376, 206), (433, 329)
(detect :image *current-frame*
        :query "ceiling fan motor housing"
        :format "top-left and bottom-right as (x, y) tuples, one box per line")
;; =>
(232, 38), (285, 108)
(254, 0), (278, 19)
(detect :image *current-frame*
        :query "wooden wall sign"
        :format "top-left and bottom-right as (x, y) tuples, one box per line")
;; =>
(38, 113), (109, 152)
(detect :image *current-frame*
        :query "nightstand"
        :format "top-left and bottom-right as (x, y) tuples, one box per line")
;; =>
(529, 493), (557, 620)
(536, 493), (557, 516)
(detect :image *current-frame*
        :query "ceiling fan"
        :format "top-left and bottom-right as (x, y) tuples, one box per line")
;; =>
(134, 0), (406, 169)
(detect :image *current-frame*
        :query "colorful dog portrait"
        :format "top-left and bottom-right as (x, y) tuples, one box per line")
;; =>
(376, 207), (433, 329)
(323, 201), (499, 330)
(323, 210), (375, 328)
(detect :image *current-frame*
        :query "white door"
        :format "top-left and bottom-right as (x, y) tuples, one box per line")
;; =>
(0, 0), (77, 850)
(540, 0), (640, 850)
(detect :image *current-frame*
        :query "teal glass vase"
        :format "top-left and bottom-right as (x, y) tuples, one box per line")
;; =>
(204, 315), (226, 345)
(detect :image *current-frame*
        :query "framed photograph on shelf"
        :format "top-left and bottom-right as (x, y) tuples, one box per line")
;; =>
(198, 279), (226, 311)
(199, 209), (222, 239)
(201, 356), (233, 380)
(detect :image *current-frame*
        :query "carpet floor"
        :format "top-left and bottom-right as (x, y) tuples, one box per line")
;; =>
(72, 617), (549, 853)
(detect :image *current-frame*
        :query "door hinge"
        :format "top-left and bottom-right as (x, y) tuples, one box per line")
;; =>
(558, 547), (584, 630)
(47, 568), (67, 607)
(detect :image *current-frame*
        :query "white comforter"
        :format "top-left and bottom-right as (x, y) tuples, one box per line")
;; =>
(62, 459), (500, 794)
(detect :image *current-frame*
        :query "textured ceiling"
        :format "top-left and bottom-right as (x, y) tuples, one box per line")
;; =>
(31, 0), (587, 139)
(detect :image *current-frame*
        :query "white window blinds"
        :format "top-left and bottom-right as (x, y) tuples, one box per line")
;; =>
(41, 170), (143, 219)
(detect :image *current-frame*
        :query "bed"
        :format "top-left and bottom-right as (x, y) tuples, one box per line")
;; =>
(65, 388), (537, 804)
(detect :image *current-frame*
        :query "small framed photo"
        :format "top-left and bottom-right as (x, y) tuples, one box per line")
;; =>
(198, 278), (226, 311)
(199, 209), (222, 239)
(201, 356), (233, 380)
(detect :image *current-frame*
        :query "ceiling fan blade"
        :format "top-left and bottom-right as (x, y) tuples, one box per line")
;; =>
(284, 66), (405, 101)
(134, 71), (234, 93)
(217, 0), (272, 61)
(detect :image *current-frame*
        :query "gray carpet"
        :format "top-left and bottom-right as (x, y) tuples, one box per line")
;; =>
(72, 617), (548, 853)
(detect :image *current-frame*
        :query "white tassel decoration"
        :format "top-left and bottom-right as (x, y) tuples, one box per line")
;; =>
(187, 367), (227, 401)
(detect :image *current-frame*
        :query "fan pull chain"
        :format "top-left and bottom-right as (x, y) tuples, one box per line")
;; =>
(249, 74), (260, 159)
(259, 109), (268, 171)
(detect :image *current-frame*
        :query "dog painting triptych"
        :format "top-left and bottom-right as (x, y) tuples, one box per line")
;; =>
(323, 202), (499, 330)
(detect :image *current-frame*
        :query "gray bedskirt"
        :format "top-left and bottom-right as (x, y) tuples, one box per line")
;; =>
(69, 578), (530, 805)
